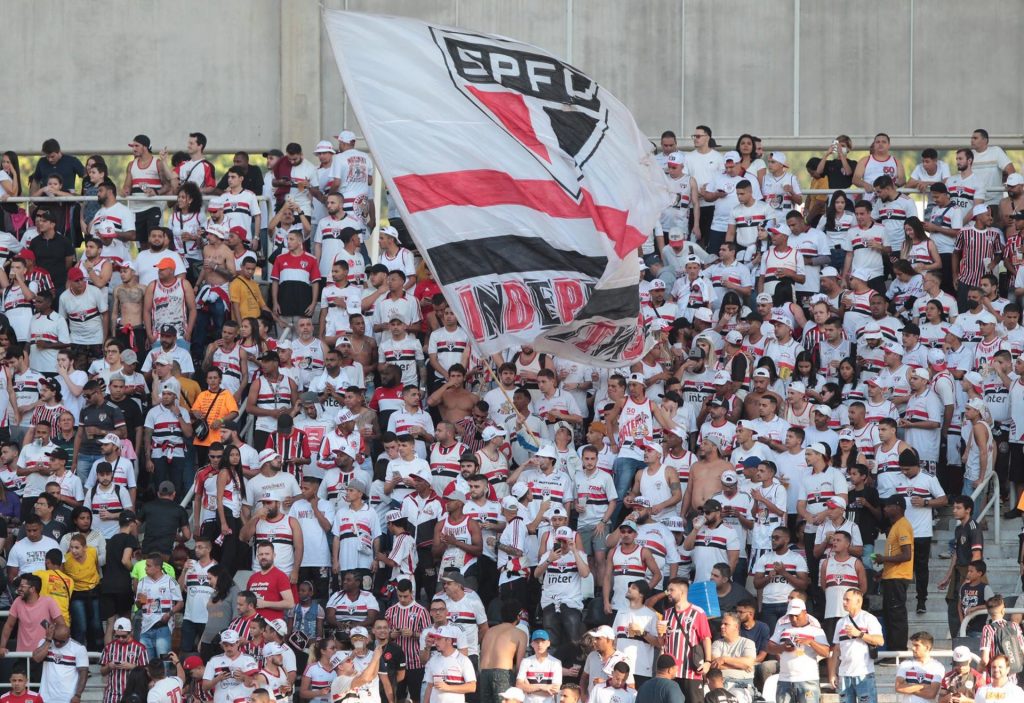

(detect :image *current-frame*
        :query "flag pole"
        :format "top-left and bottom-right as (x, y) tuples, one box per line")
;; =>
(471, 344), (544, 450)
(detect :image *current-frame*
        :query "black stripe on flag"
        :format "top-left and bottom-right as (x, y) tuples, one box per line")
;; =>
(427, 234), (608, 285)
(582, 287), (639, 318)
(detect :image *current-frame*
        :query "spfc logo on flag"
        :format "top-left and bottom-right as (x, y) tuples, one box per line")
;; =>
(431, 27), (609, 201)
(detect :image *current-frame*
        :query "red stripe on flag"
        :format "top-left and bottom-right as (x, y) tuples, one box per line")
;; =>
(395, 170), (648, 258)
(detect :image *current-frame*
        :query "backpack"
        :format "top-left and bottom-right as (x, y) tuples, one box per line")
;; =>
(991, 620), (1024, 674)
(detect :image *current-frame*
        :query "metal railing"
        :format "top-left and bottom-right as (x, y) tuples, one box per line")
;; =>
(0, 648), (104, 692)
(970, 468), (1001, 545)
(877, 649), (956, 668)
(959, 607), (1024, 637)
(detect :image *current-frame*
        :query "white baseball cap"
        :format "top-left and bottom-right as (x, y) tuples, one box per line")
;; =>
(973, 204), (989, 218)
(770, 151), (788, 166)
(500, 496), (521, 512)
(786, 599), (807, 615)
(500, 689), (526, 702)
(667, 152), (685, 166)
(337, 130), (360, 143)
(952, 645), (980, 663)
(314, 140), (335, 154)
(821, 266), (839, 278)
(723, 151), (741, 163)
(587, 625), (616, 639)
(481, 426), (506, 441)
(257, 448), (280, 466)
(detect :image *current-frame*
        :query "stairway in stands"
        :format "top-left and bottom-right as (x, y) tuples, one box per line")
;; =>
(826, 505), (1021, 703)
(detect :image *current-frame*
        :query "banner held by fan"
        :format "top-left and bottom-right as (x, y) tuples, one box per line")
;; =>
(324, 11), (673, 366)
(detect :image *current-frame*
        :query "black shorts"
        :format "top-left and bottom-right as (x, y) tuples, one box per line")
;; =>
(101, 592), (134, 621)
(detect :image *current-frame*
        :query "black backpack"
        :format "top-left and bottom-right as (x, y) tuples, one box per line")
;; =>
(991, 620), (1024, 674)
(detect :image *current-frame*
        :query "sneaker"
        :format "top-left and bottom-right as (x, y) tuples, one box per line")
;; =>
(1005, 509), (1022, 519)
(916, 606), (927, 614)
(939, 550), (954, 559)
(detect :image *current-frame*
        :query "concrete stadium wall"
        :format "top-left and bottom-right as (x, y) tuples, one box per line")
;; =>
(5, 0), (1022, 155)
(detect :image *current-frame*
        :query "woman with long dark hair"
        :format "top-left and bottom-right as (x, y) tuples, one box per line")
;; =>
(920, 299), (951, 349)
(833, 430), (866, 474)
(734, 133), (766, 187)
(238, 316), (267, 384)
(837, 358), (867, 405)
(212, 446), (247, 572)
(300, 637), (339, 703)
(199, 563), (239, 660)
(80, 155), (108, 232)
(118, 666), (151, 703)
(1, 151), (26, 234)
(902, 216), (941, 276)
(823, 190), (856, 271)
(791, 351), (823, 401)
(170, 181), (204, 271)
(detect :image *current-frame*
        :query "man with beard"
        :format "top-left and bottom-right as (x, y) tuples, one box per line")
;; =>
(682, 499), (740, 583)
(246, 540), (296, 620)
(240, 485), (303, 581)
(681, 437), (731, 519)
(658, 578), (712, 703)
(309, 347), (361, 414)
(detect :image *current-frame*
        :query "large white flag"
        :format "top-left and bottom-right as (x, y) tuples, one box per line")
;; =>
(324, 11), (672, 365)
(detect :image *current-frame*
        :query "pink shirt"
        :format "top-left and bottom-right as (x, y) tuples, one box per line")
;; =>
(10, 595), (61, 652)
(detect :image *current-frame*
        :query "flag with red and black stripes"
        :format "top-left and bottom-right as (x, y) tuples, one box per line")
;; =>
(324, 11), (672, 365)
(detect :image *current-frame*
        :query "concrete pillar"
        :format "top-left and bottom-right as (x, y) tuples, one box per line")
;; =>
(279, 0), (322, 151)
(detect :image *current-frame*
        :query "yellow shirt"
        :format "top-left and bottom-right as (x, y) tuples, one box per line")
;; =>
(882, 516), (914, 581)
(34, 568), (74, 626)
(62, 547), (101, 592)
(230, 276), (266, 320)
(176, 374), (202, 408)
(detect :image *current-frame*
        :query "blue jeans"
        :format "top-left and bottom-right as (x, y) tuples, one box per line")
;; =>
(777, 680), (820, 703)
(153, 455), (192, 498)
(761, 602), (788, 633)
(76, 453), (102, 484)
(839, 674), (876, 703)
(179, 619), (203, 653)
(611, 456), (646, 523)
(70, 592), (103, 651)
(140, 624), (172, 660)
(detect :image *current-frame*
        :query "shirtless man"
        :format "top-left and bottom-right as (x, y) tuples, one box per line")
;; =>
(427, 364), (480, 424)
(111, 261), (145, 352)
(197, 225), (236, 290)
(742, 368), (785, 421)
(479, 601), (528, 703)
(681, 436), (732, 519)
(348, 314), (378, 382)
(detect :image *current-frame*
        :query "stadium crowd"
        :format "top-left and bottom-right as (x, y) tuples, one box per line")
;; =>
(0, 125), (1022, 703)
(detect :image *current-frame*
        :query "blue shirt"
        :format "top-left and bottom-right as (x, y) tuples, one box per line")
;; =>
(741, 620), (771, 653)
